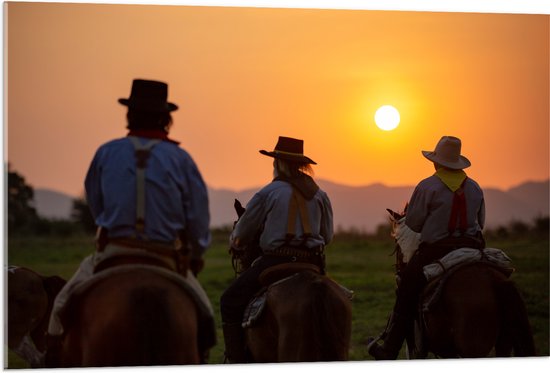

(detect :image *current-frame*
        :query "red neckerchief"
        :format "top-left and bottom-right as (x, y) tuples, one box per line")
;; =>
(127, 129), (180, 145)
(448, 178), (468, 236)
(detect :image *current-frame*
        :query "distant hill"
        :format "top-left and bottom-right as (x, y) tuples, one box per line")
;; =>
(209, 179), (550, 232)
(33, 189), (74, 220)
(34, 179), (549, 232)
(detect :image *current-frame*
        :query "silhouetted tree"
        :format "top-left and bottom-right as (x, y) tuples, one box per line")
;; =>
(374, 222), (393, 240)
(532, 215), (549, 236)
(509, 220), (529, 237)
(71, 197), (96, 234)
(7, 166), (39, 234)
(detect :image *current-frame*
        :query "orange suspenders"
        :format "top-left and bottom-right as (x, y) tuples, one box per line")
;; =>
(285, 187), (312, 245)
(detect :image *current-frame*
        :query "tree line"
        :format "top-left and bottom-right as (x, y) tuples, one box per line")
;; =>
(7, 167), (95, 237)
(7, 166), (549, 240)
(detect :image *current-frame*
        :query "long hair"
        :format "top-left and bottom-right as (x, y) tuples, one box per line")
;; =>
(274, 158), (314, 179)
(126, 109), (173, 132)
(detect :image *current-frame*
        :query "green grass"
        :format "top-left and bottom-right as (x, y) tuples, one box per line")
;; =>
(5, 231), (549, 367)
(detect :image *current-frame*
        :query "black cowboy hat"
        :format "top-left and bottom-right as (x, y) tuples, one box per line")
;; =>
(259, 136), (317, 164)
(118, 79), (178, 112)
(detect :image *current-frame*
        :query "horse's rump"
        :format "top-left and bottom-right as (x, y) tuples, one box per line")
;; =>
(246, 271), (352, 362)
(61, 268), (202, 367)
(417, 262), (533, 358)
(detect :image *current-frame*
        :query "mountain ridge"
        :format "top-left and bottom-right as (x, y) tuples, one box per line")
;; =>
(34, 178), (549, 232)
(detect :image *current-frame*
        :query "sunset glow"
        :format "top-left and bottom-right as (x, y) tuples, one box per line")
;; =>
(5, 3), (549, 196)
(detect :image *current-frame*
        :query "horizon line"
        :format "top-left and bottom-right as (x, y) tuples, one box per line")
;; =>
(33, 177), (550, 198)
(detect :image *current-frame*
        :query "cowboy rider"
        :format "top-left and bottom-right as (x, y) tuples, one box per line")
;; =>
(45, 78), (212, 365)
(368, 135), (486, 360)
(220, 136), (334, 363)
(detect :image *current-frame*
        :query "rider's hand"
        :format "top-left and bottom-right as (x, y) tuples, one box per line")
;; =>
(229, 237), (245, 253)
(190, 257), (204, 277)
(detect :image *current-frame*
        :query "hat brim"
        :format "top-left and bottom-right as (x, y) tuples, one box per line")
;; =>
(118, 98), (178, 112)
(259, 150), (317, 165)
(422, 150), (471, 170)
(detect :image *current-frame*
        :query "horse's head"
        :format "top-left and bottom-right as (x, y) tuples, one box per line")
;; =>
(386, 205), (419, 279)
(230, 199), (262, 275)
(386, 208), (405, 239)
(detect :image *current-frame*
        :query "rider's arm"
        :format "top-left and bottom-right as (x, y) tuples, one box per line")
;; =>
(230, 191), (266, 249)
(181, 156), (211, 259)
(319, 191), (334, 245)
(405, 183), (430, 234)
(477, 195), (486, 230)
(84, 150), (104, 221)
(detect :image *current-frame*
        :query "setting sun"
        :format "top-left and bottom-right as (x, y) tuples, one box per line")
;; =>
(375, 105), (400, 131)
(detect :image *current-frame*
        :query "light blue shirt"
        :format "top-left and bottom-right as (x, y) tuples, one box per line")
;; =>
(85, 136), (211, 258)
(231, 180), (333, 252)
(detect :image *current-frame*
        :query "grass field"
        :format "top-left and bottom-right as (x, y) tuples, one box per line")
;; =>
(5, 230), (549, 368)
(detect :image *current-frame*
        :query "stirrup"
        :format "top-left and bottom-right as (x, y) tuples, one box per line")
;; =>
(366, 335), (384, 355)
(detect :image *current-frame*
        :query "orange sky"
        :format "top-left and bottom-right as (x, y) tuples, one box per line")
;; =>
(6, 2), (550, 197)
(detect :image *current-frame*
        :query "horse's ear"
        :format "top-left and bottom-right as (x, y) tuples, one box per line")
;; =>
(386, 208), (400, 221)
(234, 199), (246, 218)
(387, 208), (405, 221)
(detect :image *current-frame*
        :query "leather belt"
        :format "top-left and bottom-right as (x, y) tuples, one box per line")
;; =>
(267, 245), (324, 258)
(106, 237), (184, 257)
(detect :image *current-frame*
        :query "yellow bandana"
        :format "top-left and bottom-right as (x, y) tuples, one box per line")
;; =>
(435, 168), (467, 192)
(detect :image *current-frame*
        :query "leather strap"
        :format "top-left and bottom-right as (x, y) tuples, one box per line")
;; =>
(285, 187), (312, 244)
(129, 136), (161, 238)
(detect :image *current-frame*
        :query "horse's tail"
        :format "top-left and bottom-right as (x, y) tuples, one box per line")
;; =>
(128, 286), (182, 365)
(307, 274), (351, 361)
(495, 278), (536, 357)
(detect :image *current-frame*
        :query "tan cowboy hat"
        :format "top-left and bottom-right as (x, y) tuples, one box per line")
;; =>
(259, 136), (317, 165)
(119, 79), (178, 112)
(422, 136), (471, 170)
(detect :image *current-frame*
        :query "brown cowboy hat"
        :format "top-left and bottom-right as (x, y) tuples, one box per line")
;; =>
(422, 136), (471, 170)
(260, 136), (317, 165)
(118, 79), (178, 112)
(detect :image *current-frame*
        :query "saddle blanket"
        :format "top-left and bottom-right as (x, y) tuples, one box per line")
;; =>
(67, 263), (214, 319)
(423, 247), (514, 281)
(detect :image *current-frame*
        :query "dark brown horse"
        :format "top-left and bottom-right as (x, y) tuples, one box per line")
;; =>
(7, 266), (66, 367)
(245, 268), (353, 362)
(58, 267), (206, 367)
(231, 199), (353, 363)
(386, 209), (536, 358)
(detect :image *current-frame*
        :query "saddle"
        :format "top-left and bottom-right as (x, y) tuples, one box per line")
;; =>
(421, 247), (514, 313)
(242, 263), (321, 329)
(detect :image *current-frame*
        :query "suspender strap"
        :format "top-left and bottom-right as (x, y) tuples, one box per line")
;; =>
(448, 178), (468, 236)
(129, 136), (161, 238)
(296, 191), (312, 236)
(285, 187), (312, 244)
(286, 190), (299, 240)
